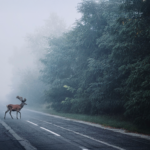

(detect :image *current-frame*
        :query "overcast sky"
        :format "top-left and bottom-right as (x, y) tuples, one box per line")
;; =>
(0, 0), (81, 101)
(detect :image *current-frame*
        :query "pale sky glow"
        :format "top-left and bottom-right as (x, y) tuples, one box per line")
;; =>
(0, 0), (81, 101)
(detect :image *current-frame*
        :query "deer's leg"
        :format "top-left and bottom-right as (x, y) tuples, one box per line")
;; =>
(9, 110), (13, 119)
(16, 111), (18, 119)
(18, 111), (21, 119)
(4, 109), (9, 119)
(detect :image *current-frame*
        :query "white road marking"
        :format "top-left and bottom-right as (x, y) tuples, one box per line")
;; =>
(27, 109), (150, 141)
(0, 119), (37, 150)
(35, 119), (125, 150)
(27, 121), (38, 126)
(40, 127), (60, 136)
(80, 147), (89, 150)
(26, 120), (61, 137)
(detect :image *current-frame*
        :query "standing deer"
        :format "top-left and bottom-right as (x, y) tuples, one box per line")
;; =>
(4, 96), (27, 119)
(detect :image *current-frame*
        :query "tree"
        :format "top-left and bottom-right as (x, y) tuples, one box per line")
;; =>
(40, 0), (150, 126)
(112, 0), (150, 126)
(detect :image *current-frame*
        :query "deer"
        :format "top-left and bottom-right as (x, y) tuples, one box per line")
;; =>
(4, 96), (27, 119)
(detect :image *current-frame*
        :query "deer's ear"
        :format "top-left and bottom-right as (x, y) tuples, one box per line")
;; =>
(24, 98), (26, 102)
(24, 103), (27, 105)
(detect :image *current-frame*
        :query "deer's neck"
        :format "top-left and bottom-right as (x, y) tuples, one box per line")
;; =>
(20, 103), (24, 108)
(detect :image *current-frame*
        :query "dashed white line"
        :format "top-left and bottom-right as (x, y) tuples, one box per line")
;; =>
(26, 118), (124, 150)
(36, 119), (125, 150)
(26, 120), (60, 137)
(27, 109), (150, 141)
(80, 146), (89, 150)
(40, 127), (60, 136)
(27, 121), (38, 126)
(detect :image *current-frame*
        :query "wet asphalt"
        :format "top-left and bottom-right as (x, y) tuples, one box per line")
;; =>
(0, 108), (150, 150)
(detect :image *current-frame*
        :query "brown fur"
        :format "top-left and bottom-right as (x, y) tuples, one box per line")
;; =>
(4, 96), (27, 119)
(7, 104), (21, 111)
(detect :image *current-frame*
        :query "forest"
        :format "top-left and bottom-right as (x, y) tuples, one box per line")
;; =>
(10, 0), (150, 127)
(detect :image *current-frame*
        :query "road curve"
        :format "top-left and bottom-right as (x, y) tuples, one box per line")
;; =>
(0, 108), (150, 150)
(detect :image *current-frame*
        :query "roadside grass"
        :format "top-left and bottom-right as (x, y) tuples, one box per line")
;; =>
(27, 105), (150, 135)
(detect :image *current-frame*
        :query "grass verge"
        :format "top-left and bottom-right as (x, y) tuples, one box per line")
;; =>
(26, 105), (150, 135)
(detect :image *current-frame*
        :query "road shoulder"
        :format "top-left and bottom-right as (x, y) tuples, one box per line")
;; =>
(0, 119), (37, 150)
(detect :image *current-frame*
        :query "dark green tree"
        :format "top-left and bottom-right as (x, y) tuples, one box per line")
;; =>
(41, 0), (150, 126)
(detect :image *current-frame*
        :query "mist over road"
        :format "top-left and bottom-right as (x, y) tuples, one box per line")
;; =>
(0, 108), (150, 150)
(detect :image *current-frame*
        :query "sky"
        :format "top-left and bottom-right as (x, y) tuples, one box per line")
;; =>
(0, 0), (82, 102)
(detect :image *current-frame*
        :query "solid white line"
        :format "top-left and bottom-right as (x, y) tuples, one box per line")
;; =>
(35, 119), (125, 150)
(27, 121), (38, 126)
(0, 119), (37, 150)
(26, 109), (150, 141)
(53, 123), (125, 150)
(40, 127), (60, 136)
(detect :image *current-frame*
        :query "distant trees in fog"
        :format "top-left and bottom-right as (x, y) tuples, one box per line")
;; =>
(8, 14), (66, 106)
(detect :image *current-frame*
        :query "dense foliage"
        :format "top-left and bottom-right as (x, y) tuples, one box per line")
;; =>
(41, 0), (150, 126)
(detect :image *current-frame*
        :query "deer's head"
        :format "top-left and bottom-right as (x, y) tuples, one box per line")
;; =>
(16, 96), (27, 105)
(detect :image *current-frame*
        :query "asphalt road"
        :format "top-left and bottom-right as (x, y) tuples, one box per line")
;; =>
(0, 108), (150, 150)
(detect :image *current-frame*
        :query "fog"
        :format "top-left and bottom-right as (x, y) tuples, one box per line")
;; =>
(1, 0), (149, 128)
(0, 0), (81, 103)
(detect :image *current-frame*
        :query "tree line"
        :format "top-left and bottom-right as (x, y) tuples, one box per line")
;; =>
(39, 0), (150, 126)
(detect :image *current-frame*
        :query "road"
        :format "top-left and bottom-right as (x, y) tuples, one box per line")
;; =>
(0, 108), (150, 150)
